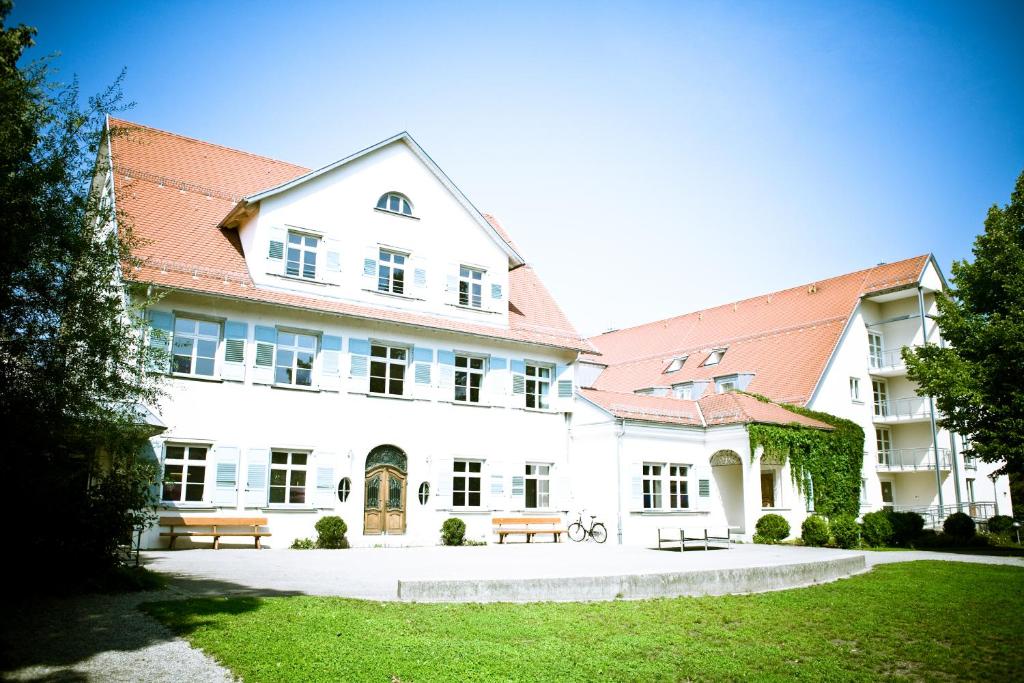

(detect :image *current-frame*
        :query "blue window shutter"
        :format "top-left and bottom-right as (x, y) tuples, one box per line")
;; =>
(491, 283), (503, 300)
(630, 461), (643, 510)
(222, 321), (247, 382)
(315, 455), (336, 509)
(695, 464), (712, 511)
(252, 325), (276, 385)
(511, 359), (526, 397)
(213, 446), (240, 507)
(490, 357), (508, 371)
(438, 350), (455, 366)
(350, 355), (368, 377)
(349, 338), (370, 355)
(266, 226), (287, 272)
(362, 246), (379, 285)
(510, 359), (526, 374)
(244, 448), (270, 508)
(349, 338), (370, 379)
(437, 350), (455, 391)
(415, 364), (432, 384)
(321, 334), (343, 391)
(413, 347), (434, 363)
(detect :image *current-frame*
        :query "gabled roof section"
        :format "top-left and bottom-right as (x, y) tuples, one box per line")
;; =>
(585, 255), (931, 406)
(227, 132), (525, 267)
(578, 388), (831, 430)
(106, 118), (590, 353)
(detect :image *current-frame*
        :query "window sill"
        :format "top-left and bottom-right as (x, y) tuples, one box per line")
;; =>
(263, 505), (317, 513)
(267, 272), (339, 287)
(160, 503), (217, 511)
(445, 302), (501, 315)
(374, 207), (420, 220)
(852, 399), (865, 405)
(271, 383), (320, 393)
(442, 400), (493, 409)
(522, 407), (562, 415)
(170, 373), (223, 383)
(361, 288), (425, 302)
(761, 507), (791, 512)
(630, 509), (708, 516)
(436, 508), (493, 515)
(349, 391), (429, 402)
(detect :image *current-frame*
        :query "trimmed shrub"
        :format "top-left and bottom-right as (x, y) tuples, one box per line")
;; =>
(943, 512), (976, 541)
(801, 515), (830, 547)
(753, 514), (790, 544)
(315, 516), (349, 549)
(861, 510), (894, 547)
(441, 517), (466, 546)
(290, 537), (315, 550)
(889, 511), (925, 546)
(987, 515), (1014, 535)
(830, 514), (860, 549)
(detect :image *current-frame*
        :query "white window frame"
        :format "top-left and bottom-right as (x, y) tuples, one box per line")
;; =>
(667, 464), (689, 510)
(868, 331), (884, 368)
(672, 383), (693, 400)
(161, 443), (209, 504)
(269, 450), (309, 506)
(524, 463), (551, 509)
(715, 375), (738, 393)
(376, 192), (414, 216)
(452, 459), (482, 508)
(642, 463), (663, 509)
(850, 376), (861, 402)
(275, 330), (318, 387)
(171, 317), (221, 378)
(525, 362), (552, 410)
(286, 231), (320, 280)
(875, 427), (892, 464)
(370, 343), (408, 396)
(458, 265), (484, 308)
(377, 248), (407, 295)
(872, 379), (889, 416)
(454, 354), (486, 403)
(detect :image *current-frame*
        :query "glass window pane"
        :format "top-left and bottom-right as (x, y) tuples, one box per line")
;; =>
(195, 357), (215, 376)
(402, 199), (411, 215)
(470, 358), (483, 370)
(370, 377), (386, 393)
(288, 233), (301, 244)
(394, 253), (405, 265)
(172, 355), (192, 374)
(469, 491), (480, 506)
(371, 345), (386, 358)
(469, 462), (481, 473)
(164, 464), (183, 482)
(454, 461), (466, 472)
(278, 332), (295, 347)
(456, 356), (467, 368)
(197, 321), (219, 337)
(391, 348), (406, 361)
(453, 491), (465, 506)
(185, 484), (204, 502)
(298, 335), (316, 349)
(377, 195), (387, 209)
(270, 469), (286, 486)
(370, 361), (387, 378)
(174, 317), (194, 334)
(189, 448), (207, 460)
(166, 446), (185, 460)
(297, 351), (314, 369)
(389, 378), (403, 394)
(269, 487), (285, 504)
(196, 339), (217, 358)
(271, 452), (287, 464)
(291, 453), (307, 466)
(296, 369), (312, 386)
(390, 195), (400, 211)
(454, 386), (467, 402)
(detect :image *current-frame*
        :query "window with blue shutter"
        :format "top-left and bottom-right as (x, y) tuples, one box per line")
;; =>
(252, 326), (276, 385)
(222, 321), (247, 382)
(321, 334), (343, 391)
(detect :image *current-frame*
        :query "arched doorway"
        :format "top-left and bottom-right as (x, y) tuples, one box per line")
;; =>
(363, 445), (408, 535)
(710, 449), (745, 533)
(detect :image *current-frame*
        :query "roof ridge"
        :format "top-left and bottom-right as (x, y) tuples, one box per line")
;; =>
(590, 254), (930, 342)
(108, 117), (310, 174)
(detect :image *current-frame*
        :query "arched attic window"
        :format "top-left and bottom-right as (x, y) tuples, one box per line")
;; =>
(376, 192), (414, 217)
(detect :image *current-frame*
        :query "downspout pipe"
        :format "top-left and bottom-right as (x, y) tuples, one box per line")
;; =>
(918, 286), (944, 512)
(616, 419), (625, 545)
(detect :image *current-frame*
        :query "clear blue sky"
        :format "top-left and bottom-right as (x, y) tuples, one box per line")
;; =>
(13, 1), (1024, 335)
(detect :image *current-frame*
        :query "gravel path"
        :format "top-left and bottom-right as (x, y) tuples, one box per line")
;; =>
(1, 589), (236, 683)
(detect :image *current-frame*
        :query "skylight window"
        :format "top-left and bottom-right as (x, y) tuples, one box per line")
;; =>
(376, 192), (413, 216)
(664, 356), (688, 373)
(702, 348), (726, 366)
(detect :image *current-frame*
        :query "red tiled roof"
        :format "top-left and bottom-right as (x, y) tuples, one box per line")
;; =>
(584, 255), (929, 405)
(578, 388), (831, 429)
(108, 118), (591, 352)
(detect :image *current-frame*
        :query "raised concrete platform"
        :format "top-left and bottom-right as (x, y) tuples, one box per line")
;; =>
(143, 543), (867, 603)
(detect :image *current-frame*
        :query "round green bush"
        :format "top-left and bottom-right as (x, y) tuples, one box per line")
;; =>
(801, 515), (829, 547)
(441, 517), (466, 546)
(888, 511), (925, 546)
(753, 514), (790, 544)
(830, 514), (860, 549)
(314, 516), (349, 549)
(943, 512), (976, 541)
(987, 515), (1014, 535)
(861, 510), (894, 547)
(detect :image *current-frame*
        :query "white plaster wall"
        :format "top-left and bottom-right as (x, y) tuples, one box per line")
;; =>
(236, 140), (511, 327)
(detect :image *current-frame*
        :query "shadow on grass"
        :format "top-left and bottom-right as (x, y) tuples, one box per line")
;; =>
(0, 565), (301, 677)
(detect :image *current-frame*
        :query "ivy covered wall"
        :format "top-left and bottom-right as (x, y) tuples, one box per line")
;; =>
(745, 395), (865, 518)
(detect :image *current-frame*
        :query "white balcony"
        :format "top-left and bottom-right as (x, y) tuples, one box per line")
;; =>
(868, 346), (920, 377)
(875, 447), (951, 472)
(873, 396), (932, 424)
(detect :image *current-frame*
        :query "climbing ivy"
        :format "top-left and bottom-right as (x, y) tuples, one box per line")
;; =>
(744, 393), (865, 518)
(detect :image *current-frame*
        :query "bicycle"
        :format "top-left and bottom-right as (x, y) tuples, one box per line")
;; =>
(567, 511), (607, 543)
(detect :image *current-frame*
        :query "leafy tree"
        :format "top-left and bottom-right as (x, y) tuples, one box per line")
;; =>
(0, 1), (162, 589)
(904, 171), (1024, 479)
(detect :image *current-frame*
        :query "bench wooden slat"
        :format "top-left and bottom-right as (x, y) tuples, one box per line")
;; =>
(159, 516), (268, 526)
(158, 516), (271, 549)
(491, 516), (565, 544)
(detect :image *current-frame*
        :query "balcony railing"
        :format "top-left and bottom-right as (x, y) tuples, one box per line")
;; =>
(892, 502), (997, 529)
(868, 345), (921, 372)
(875, 447), (951, 471)
(873, 396), (931, 421)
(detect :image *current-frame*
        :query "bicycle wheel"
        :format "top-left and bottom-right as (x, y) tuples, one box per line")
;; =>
(590, 523), (608, 544)
(567, 522), (586, 542)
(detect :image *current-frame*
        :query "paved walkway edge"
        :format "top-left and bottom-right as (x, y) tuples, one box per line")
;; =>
(397, 554), (867, 602)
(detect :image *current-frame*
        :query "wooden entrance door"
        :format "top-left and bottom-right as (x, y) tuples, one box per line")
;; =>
(364, 466), (406, 535)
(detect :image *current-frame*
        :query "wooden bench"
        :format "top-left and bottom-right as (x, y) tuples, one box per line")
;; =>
(492, 517), (566, 543)
(159, 516), (271, 550)
(657, 526), (733, 551)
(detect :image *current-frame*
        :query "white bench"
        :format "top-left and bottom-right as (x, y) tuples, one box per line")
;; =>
(657, 526), (733, 551)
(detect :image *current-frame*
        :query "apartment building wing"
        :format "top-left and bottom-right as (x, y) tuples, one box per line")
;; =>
(106, 119), (591, 548)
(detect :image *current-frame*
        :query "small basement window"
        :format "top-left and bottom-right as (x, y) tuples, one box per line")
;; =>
(376, 192), (414, 216)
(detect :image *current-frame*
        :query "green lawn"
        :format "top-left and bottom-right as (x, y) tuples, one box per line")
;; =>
(143, 561), (1023, 682)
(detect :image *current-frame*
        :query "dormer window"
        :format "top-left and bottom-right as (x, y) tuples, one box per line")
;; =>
(286, 231), (319, 280)
(376, 192), (413, 216)
(715, 375), (738, 393)
(664, 356), (688, 373)
(672, 383), (694, 400)
(702, 348), (726, 366)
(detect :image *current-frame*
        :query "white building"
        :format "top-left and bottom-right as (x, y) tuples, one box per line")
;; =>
(105, 119), (1011, 548)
